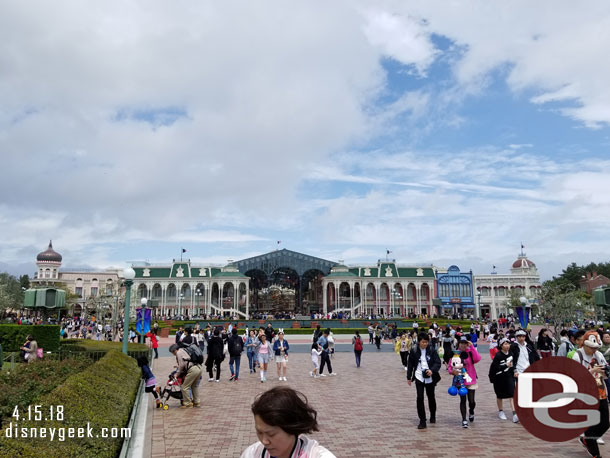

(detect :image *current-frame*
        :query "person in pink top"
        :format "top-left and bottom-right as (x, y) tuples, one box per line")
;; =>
(448, 336), (481, 428)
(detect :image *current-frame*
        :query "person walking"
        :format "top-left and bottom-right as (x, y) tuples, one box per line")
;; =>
(228, 328), (244, 381)
(245, 330), (258, 374)
(489, 338), (517, 422)
(310, 343), (322, 377)
(206, 328), (224, 382)
(352, 330), (363, 368)
(449, 337), (481, 428)
(146, 331), (159, 359)
(441, 329), (455, 367)
(317, 329), (336, 376)
(573, 331), (610, 458)
(367, 324), (374, 344)
(536, 328), (553, 358)
(407, 332), (441, 430)
(374, 326), (382, 350)
(398, 332), (411, 371)
(273, 331), (290, 381)
(256, 333), (273, 383)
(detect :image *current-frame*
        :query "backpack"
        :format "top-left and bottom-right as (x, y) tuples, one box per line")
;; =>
(184, 344), (204, 365)
(354, 337), (363, 351)
(230, 337), (242, 355)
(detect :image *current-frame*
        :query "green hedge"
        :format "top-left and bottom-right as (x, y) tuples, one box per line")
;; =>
(0, 357), (91, 428)
(59, 339), (150, 360)
(0, 350), (140, 458)
(0, 325), (60, 352)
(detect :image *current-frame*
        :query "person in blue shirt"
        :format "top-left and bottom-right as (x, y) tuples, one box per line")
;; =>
(317, 329), (336, 376)
(469, 328), (478, 348)
(273, 331), (290, 381)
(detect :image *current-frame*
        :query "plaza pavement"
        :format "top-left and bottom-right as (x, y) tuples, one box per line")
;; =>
(141, 334), (609, 458)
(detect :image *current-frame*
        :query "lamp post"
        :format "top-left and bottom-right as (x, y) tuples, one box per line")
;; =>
(477, 292), (482, 320)
(121, 267), (136, 355)
(196, 289), (202, 317)
(177, 293), (184, 318)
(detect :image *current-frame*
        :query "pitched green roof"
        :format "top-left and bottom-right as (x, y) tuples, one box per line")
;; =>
(212, 270), (248, 278)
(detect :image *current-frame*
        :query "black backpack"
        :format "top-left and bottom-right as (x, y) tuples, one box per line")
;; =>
(184, 344), (204, 365)
(230, 336), (242, 355)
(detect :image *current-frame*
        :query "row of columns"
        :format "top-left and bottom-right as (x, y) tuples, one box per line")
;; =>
(322, 281), (433, 315)
(136, 281), (250, 318)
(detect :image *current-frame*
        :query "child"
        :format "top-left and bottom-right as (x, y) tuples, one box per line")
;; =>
(137, 356), (161, 408)
(309, 343), (322, 378)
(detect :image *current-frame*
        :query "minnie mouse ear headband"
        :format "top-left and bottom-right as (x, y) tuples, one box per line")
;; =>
(515, 330), (527, 337)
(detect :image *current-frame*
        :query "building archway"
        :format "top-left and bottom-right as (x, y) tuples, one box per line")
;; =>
(245, 269), (268, 313)
(302, 269), (324, 314)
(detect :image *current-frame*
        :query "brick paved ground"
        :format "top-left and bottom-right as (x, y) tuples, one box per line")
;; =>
(148, 344), (608, 458)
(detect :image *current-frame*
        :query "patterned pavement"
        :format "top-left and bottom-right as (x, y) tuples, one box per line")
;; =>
(147, 342), (608, 458)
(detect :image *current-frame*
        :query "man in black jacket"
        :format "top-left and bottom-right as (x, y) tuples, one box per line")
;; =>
(227, 328), (244, 381)
(510, 329), (540, 377)
(407, 332), (441, 429)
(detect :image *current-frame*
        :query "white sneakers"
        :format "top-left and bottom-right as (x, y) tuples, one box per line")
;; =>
(512, 414), (519, 423)
(319, 374), (327, 377)
(208, 378), (214, 382)
(309, 371), (313, 377)
(278, 376), (287, 381)
(329, 372), (337, 376)
(498, 411), (507, 420)
(404, 367), (408, 371)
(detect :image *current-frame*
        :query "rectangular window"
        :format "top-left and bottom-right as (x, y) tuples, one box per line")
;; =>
(75, 287), (83, 297)
(481, 288), (490, 296)
(407, 287), (415, 300)
(91, 287), (98, 297)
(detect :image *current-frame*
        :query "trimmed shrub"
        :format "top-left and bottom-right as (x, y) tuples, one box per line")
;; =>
(60, 339), (150, 360)
(0, 325), (60, 352)
(0, 350), (140, 458)
(0, 357), (91, 428)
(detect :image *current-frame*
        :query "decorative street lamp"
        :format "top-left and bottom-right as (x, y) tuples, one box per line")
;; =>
(477, 292), (482, 320)
(196, 289), (202, 317)
(178, 292), (184, 317)
(121, 267), (136, 355)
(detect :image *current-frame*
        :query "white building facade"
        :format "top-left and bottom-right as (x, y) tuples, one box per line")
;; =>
(473, 253), (541, 320)
(322, 261), (436, 317)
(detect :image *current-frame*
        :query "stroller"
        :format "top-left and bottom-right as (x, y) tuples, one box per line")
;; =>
(159, 370), (183, 410)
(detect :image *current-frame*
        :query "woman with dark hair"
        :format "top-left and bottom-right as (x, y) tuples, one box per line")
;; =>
(536, 328), (553, 358)
(240, 386), (336, 458)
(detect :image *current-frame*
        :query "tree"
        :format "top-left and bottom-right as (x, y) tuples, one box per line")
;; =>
(548, 261), (610, 289)
(538, 281), (595, 343)
(19, 274), (30, 290)
(0, 272), (25, 317)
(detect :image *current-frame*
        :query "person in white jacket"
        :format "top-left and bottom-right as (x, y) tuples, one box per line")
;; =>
(241, 386), (336, 458)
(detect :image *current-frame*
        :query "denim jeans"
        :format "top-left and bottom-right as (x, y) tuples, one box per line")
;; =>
(247, 351), (256, 371)
(229, 356), (241, 378)
(354, 350), (362, 367)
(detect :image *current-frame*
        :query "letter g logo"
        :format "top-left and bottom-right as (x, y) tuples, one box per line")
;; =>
(514, 358), (601, 441)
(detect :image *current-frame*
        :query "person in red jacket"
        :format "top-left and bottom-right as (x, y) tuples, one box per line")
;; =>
(146, 331), (159, 359)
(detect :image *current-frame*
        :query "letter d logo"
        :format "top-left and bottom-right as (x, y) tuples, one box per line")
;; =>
(518, 372), (578, 409)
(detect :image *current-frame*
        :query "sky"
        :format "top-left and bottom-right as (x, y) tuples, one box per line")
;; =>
(1, 0), (610, 281)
